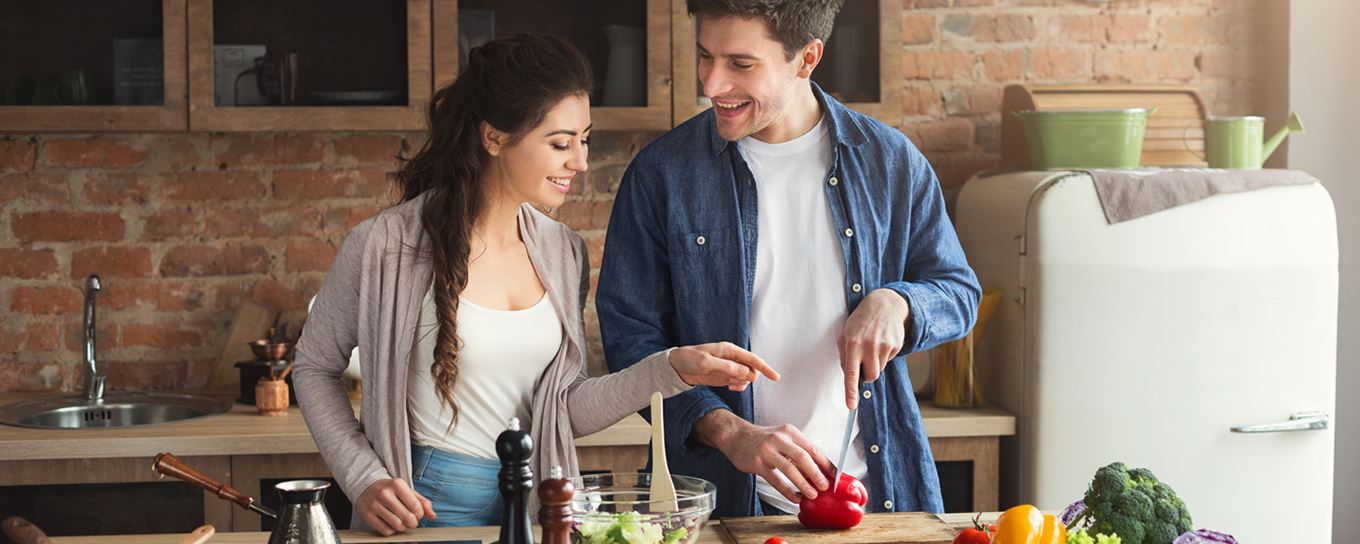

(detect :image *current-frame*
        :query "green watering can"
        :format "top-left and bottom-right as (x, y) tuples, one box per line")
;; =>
(1189, 112), (1305, 169)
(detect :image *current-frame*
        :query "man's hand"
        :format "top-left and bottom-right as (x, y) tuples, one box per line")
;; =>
(839, 289), (910, 410)
(355, 478), (435, 536)
(693, 410), (832, 504)
(669, 342), (780, 391)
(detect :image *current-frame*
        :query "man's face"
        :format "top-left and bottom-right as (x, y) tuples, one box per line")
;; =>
(696, 15), (805, 142)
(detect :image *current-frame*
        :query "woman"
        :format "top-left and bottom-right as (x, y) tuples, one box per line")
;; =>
(293, 33), (776, 535)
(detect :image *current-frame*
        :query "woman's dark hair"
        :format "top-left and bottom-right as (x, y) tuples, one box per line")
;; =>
(394, 33), (593, 426)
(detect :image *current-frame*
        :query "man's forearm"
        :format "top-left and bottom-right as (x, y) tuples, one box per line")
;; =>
(691, 408), (744, 451)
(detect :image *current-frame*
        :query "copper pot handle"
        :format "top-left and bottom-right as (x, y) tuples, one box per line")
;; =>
(153, 452), (274, 517)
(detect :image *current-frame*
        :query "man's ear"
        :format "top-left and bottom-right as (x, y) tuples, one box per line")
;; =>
(480, 121), (506, 157)
(796, 39), (825, 79)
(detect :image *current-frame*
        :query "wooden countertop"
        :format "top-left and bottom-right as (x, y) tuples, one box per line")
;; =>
(0, 395), (1013, 462)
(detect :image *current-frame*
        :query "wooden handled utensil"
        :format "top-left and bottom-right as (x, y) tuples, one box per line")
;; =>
(1, 517), (53, 544)
(177, 524), (215, 544)
(649, 392), (679, 512)
(152, 452), (277, 518)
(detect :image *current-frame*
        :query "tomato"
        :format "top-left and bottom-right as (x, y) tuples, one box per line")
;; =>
(763, 538), (787, 544)
(952, 527), (992, 544)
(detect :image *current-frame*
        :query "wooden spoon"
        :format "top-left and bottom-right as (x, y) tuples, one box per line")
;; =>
(648, 392), (679, 512)
(178, 525), (215, 544)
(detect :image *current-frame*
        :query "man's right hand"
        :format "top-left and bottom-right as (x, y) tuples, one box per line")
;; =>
(694, 410), (832, 504)
(355, 478), (435, 536)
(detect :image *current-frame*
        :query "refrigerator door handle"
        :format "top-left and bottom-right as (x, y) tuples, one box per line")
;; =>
(1231, 411), (1330, 433)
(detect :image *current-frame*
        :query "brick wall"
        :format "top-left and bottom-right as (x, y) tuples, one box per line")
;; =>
(0, 0), (1277, 392)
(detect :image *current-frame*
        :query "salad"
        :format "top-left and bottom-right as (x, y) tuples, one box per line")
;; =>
(575, 511), (689, 544)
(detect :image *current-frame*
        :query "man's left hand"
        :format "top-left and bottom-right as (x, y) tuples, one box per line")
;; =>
(838, 289), (910, 410)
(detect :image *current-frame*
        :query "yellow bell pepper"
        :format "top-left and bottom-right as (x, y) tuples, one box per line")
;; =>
(993, 505), (1067, 544)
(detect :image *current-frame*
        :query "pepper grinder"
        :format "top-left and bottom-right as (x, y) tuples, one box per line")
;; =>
(497, 417), (535, 544)
(538, 466), (574, 544)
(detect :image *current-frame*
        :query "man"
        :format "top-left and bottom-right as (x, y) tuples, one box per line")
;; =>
(597, 0), (981, 518)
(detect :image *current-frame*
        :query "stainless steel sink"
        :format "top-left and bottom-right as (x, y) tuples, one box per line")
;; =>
(0, 392), (230, 430)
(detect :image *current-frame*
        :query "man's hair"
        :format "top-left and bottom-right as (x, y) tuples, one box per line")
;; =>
(686, 0), (846, 60)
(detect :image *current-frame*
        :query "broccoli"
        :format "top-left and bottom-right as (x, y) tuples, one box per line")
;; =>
(1067, 462), (1192, 544)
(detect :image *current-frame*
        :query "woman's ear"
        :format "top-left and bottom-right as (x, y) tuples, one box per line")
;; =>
(480, 121), (505, 157)
(797, 39), (824, 79)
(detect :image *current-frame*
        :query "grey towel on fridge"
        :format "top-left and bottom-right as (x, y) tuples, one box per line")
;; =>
(1088, 168), (1317, 224)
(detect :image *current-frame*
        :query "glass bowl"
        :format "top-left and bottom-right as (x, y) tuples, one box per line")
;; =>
(570, 472), (716, 544)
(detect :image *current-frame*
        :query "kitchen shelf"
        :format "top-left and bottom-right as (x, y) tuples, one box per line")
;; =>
(186, 0), (431, 131)
(433, 0), (673, 131)
(0, 0), (188, 131)
(671, 0), (902, 127)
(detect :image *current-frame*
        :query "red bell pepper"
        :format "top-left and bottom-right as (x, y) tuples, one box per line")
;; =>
(797, 469), (868, 529)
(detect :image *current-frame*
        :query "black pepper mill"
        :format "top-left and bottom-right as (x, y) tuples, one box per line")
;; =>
(496, 417), (535, 544)
(538, 466), (574, 544)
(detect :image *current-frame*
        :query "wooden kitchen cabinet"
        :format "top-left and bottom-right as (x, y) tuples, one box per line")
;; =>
(185, 0), (431, 131)
(432, 0), (673, 131)
(0, 0), (188, 131)
(671, 0), (903, 126)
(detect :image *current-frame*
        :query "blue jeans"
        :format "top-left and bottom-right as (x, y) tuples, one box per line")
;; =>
(411, 443), (503, 527)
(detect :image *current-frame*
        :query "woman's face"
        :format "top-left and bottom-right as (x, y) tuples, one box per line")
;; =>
(488, 94), (591, 209)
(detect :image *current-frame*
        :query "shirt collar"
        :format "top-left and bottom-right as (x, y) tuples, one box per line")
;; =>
(706, 81), (869, 156)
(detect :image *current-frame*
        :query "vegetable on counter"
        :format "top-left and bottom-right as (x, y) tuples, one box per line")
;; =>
(1066, 462), (1192, 544)
(575, 511), (688, 544)
(952, 513), (996, 544)
(1068, 527), (1123, 544)
(797, 470), (867, 530)
(993, 504), (1066, 544)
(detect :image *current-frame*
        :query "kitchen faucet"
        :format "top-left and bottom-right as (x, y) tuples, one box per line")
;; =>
(83, 274), (105, 402)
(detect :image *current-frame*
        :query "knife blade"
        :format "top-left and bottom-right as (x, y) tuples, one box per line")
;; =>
(831, 404), (856, 493)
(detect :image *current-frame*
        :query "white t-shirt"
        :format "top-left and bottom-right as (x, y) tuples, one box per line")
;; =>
(740, 116), (868, 514)
(407, 287), (562, 459)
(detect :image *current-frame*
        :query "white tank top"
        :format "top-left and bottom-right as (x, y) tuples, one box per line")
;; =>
(407, 286), (562, 459)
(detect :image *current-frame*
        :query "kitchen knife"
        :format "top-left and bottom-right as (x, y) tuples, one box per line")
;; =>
(831, 404), (856, 493)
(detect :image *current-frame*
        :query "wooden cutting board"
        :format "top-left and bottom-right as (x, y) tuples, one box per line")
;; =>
(718, 513), (958, 544)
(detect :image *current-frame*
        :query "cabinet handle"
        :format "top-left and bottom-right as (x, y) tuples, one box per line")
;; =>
(1230, 411), (1330, 433)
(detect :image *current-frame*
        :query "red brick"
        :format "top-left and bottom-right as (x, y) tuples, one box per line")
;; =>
(901, 14), (935, 45)
(1030, 47), (1091, 80)
(944, 85), (1003, 115)
(1106, 14), (1152, 43)
(99, 280), (204, 312)
(286, 240), (339, 272)
(203, 208), (270, 238)
(0, 361), (65, 392)
(12, 211), (124, 242)
(0, 320), (63, 353)
(903, 119), (975, 152)
(10, 287), (82, 315)
(901, 85), (943, 117)
(263, 207), (323, 238)
(1056, 15), (1105, 43)
(84, 173), (152, 205)
(902, 51), (975, 80)
(121, 323), (203, 349)
(249, 276), (323, 313)
(100, 360), (191, 391)
(142, 209), (198, 240)
(40, 137), (150, 168)
(0, 173), (72, 206)
(584, 232), (606, 269)
(1158, 15), (1203, 47)
(160, 243), (271, 277)
(163, 171), (267, 201)
(211, 134), (326, 167)
(0, 248), (59, 279)
(273, 170), (390, 200)
(71, 246), (153, 278)
(982, 50), (1023, 81)
(0, 138), (36, 171)
(1094, 49), (1196, 82)
(554, 200), (611, 231)
(943, 14), (1035, 42)
(333, 134), (405, 166)
(904, 0), (949, 7)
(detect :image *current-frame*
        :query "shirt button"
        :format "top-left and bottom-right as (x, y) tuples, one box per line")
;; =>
(870, 444), (880, 454)
(829, 176), (839, 186)
(862, 389), (872, 399)
(884, 500), (893, 510)
(696, 235), (706, 246)
(844, 228), (854, 238)
(851, 283), (862, 293)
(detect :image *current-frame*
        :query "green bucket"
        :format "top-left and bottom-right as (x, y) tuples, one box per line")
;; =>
(1018, 108), (1152, 169)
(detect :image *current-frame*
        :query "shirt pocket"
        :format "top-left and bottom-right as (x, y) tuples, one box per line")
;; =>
(669, 226), (741, 302)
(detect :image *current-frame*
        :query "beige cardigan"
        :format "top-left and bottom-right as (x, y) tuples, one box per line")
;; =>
(293, 194), (688, 529)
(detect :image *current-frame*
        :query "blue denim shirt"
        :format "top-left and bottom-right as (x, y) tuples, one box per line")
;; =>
(597, 84), (981, 518)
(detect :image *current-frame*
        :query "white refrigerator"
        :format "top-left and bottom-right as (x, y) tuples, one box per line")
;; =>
(954, 171), (1337, 542)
